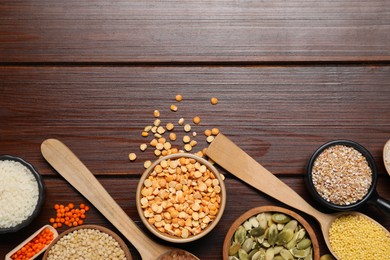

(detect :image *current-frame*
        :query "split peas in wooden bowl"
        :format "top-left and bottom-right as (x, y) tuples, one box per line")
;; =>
(136, 153), (226, 243)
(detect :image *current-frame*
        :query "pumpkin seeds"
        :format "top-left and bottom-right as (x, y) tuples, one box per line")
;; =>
(228, 211), (314, 260)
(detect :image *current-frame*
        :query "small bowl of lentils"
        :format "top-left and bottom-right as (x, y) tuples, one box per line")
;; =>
(42, 224), (132, 260)
(305, 140), (388, 212)
(223, 206), (320, 260)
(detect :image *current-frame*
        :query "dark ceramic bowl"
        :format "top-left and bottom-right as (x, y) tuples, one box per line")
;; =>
(0, 155), (45, 234)
(306, 140), (389, 215)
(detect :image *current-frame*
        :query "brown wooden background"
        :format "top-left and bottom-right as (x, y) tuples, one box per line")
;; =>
(1, 1), (389, 259)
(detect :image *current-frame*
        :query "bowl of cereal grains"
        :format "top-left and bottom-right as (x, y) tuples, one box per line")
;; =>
(42, 225), (132, 260)
(136, 153), (226, 243)
(223, 206), (320, 260)
(0, 155), (45, 234)
(306, 140), (390, 214)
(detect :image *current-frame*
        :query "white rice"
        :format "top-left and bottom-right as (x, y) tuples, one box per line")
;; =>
(0, 160), (39, 228)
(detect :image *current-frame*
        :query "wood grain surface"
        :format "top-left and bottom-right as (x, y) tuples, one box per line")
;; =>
(1, 1), (389, 259)
(1, 0), (389, 63)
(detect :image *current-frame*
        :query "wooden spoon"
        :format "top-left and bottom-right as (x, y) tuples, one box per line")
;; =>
(41, 139), (199, 260)
(384, 139), (390, 176)
(207, 133), (389, 259)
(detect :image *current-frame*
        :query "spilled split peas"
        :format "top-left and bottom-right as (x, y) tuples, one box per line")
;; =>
(129, 94), (221, 170)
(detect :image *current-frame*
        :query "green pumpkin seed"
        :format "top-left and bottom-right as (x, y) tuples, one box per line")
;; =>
(244, 220), (253, 230)
(249, 216), (259, 228)
(295, 228), (306, 242)
(265, 248), (274, 260)
(285, 234), (297, 250)
(273, 256), (284, 260)
(279, 248), (294, 260)
(248, 249), (259, 259)
(235, 226), (247, 244)
(229, 241), (241, 256)
(242, 238), (254, 253)
(261, 240), (271, 248)
(304, 249), (313, 260)
(276, 229), (294, 245)
(283, 220), (298, 231)
(267, 224), (278, 246)
(297, 238), (312, 250)
(273, 246), (284, 255)
(250, 226), (265, 237)
(257, 213), (268, 230)
(271, 213), (291, 224)
(290, 247), (311, 258)
(251, 250), (266, 260)
(257, 235), (265, 244)
(238, 249), (249, 260)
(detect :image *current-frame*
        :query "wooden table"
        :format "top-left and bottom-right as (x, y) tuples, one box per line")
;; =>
(1, 1), (389, 259)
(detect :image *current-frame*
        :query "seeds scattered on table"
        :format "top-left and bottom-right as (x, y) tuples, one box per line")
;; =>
(184, 124), (191, 132)
(210, 97), (218, 105)
(140, 144), (147, 151)
(129, 95), (222, 178)
(175, 94), (183, 102)
(154, 110), (160, 118)
(193, 116), (200, 124)
(140, 157), (222, 239)
(46, 228), (127, 260)
(128, 153), (137, 161)
(311, 145), (372, 206)
(329, 214), (390, 259)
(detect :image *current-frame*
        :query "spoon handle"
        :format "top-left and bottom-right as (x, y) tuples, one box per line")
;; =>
(207, 134), (328, 223)
(41, 139), (170, 259)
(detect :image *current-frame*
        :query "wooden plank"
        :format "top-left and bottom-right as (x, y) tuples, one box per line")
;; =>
(0, 0), (389, 63)
(1, 66), (389, 176)
(0, 177), (389, 259)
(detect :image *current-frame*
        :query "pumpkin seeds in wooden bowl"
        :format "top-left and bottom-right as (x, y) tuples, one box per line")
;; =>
(223, 206), (320, 260)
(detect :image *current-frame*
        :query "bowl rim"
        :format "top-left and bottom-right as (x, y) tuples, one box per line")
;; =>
(222, 205), (320, 260)
(42, 224), (133, 260)
(0, 155), (45, 234)
(305, 140), (378, 211)
(136, 153), (227, 243)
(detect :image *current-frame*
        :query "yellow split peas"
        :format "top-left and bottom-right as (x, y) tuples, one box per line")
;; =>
(140, 157), (222, 239)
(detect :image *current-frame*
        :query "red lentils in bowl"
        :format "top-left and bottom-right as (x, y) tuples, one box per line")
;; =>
(306, 140), (377, 211)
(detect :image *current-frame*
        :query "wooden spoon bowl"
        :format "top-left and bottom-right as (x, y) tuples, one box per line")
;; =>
(223, 206), (320, 260)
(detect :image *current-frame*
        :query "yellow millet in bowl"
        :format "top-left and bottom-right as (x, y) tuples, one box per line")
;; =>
(329, 214), (390, 260)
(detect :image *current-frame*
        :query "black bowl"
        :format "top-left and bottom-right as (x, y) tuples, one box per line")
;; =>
(305, 140), (378, 211)
(0, 155), (45, 234)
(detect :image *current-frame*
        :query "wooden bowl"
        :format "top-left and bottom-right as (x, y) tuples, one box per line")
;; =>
(136, 153), (226, 243)
(42, 225), (132, 260)
(223, 206), (320, 260)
